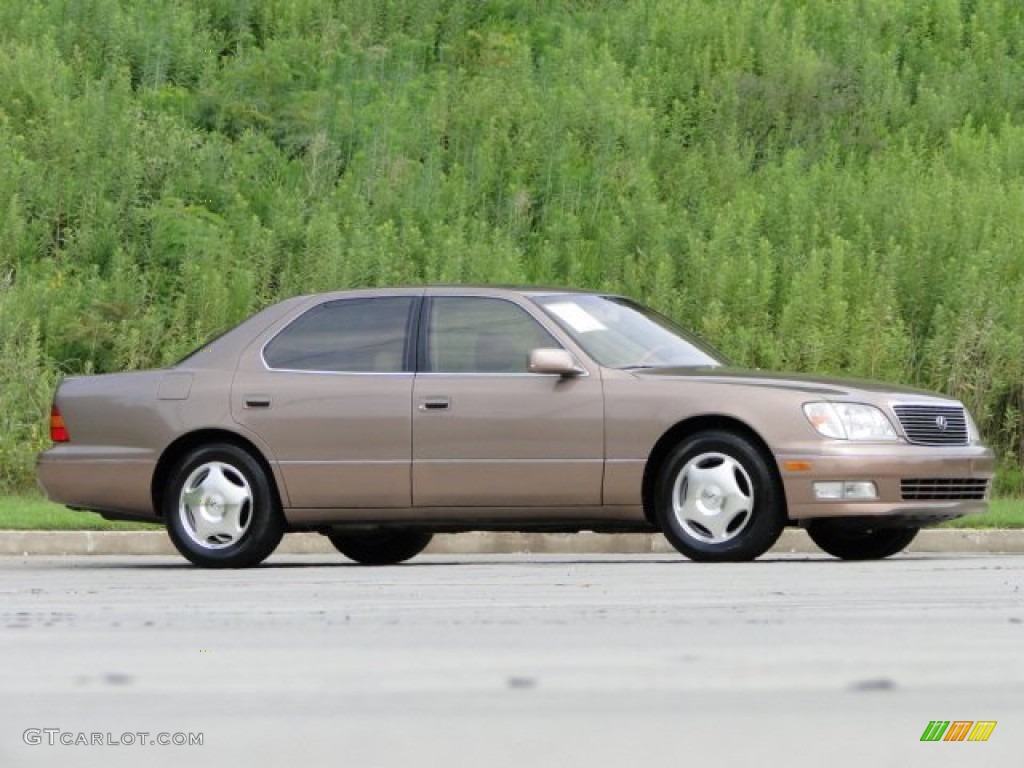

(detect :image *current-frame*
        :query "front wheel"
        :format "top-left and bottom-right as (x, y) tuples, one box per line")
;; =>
(164, 443), (284, 568)
(327, 530), (433, 565)
(805, 521), (919, 560)
(654, 430), (786, 562)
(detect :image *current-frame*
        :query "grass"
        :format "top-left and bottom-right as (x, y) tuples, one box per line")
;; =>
(0, 494), (1021, 530)
(939, 498), (1024, 529)
(0, 495), (160, 530)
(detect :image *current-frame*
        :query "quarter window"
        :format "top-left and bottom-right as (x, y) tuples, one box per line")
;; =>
(264, 297), (414, 372)
(427, 297), (560, 373)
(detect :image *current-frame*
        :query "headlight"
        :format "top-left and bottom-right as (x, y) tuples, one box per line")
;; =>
(965, 409), (982, 445)
(803, 402), (899, 441)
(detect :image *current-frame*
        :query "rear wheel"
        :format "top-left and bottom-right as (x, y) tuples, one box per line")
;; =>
(164, 443), (284, 568)
(327, 530), (433, 565)
(654, 430), (785, 562)
(806, 520), (919, 560)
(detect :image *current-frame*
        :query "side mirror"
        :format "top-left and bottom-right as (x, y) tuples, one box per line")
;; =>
(528, 348), (584, 377)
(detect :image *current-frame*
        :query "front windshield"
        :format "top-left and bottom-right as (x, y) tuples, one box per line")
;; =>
(533, 294), (726, 369)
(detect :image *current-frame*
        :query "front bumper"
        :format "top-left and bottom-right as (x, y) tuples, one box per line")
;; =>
(778, 443), (995, 522)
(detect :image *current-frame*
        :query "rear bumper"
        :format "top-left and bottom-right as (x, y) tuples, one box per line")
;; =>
(779, 444), (995, 522)
(36, 447), (158, 521)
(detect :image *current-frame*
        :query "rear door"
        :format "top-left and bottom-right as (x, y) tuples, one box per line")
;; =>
(412, 295), (604, 507)
(232, 294), (418, 509)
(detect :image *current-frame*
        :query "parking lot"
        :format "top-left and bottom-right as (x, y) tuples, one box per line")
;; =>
(2, 552), (1021, 767)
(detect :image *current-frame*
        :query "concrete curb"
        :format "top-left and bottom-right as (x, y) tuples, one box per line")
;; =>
(1, 528), (1022, 557)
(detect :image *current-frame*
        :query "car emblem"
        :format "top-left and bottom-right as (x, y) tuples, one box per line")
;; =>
(935, 415), (949, 431)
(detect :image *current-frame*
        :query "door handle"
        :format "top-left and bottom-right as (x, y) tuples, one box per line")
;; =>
(244, 395), (272, 408)
(419, 396), (451, 411)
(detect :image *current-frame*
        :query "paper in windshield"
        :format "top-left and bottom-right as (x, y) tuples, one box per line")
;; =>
(545, 302), (607, 333)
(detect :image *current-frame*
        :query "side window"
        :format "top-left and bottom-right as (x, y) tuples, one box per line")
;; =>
(264, 297), (414, 372)
(427, 297), (560, 373)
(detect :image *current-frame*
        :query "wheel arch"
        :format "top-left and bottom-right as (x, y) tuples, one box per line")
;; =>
(151, 428), (285, 517)
(640, 415), (787, 528)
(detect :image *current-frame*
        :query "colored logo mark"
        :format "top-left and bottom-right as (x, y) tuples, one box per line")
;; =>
(920, 721), (996, 742)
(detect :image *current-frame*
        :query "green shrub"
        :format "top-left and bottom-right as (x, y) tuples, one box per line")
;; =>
(2, 0), (1024, 491)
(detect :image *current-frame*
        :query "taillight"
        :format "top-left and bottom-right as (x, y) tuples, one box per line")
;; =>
(50, 405), (69, 443)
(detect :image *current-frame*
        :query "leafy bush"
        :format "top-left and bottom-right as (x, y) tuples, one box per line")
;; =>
(2, 0), (1023, 492)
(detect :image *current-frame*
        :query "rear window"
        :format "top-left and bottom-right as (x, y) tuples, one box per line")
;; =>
(263, 297), (415, 372)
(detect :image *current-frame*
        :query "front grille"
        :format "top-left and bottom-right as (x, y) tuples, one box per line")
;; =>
(900, 478), (989, 501)
(892, 404), (969, 446)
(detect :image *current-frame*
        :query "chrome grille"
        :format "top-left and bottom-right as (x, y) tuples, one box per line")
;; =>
(901, 478), (989, 501)
(892, 404), (969, 446)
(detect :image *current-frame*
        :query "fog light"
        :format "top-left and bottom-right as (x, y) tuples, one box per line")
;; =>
(843, 481), (878, 500)
(814, 481), (878, 501)
(814, 482), (843, 500)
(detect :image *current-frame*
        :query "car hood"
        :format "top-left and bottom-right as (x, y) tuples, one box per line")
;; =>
(631, 367), (953, 401)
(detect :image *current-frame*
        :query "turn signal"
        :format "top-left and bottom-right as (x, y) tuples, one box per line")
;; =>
(783, 460), (813, 472)
(50, 405), (69, 443)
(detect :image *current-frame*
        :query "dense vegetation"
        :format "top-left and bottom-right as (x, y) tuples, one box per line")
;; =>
(2, 0), (1023, 491)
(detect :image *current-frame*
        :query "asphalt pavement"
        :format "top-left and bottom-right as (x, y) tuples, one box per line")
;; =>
(1, 553), (1022, 768)
(2, 526), (1023, 556)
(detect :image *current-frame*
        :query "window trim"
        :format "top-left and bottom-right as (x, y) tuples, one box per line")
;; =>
(260, 295), (421, 374)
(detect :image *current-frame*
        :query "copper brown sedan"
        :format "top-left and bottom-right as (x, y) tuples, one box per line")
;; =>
(37, 286), (994, 567)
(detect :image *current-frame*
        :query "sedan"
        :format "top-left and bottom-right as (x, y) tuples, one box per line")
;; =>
(37, 286), (994, 567)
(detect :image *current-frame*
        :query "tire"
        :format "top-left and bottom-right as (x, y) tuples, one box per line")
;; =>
(806, 521), (919, 560)
(654, 430), (785, 562)
(163, 443), (284, 568)
(327, 530), (433, 565)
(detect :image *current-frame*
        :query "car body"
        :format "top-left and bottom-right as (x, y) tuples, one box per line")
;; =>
(37, 286), (994, 566)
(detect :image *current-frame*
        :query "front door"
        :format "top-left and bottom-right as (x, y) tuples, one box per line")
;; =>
(413, 295), (604, 507)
